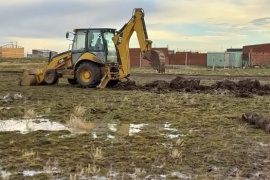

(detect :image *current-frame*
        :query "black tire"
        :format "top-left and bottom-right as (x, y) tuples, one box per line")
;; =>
(67, 78), (78, 85)
(44, 69), (58, 85)
(76, 62), (101, 88)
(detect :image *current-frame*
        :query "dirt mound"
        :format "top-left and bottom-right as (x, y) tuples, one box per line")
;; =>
(113, 80), (139, 90)
(242, 112), (270, 133)
(169, 76), (200, 92)
(238, 79), (261, 91)
(113, 76), (270, 97)
(214, 80), (237, 90)
(144, 80), (170, 89)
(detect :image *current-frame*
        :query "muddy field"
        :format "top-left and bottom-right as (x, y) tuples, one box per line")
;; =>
(1, 65), (270, 179)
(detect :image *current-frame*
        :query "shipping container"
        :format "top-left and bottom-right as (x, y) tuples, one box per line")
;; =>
(207, 52), (242, 68)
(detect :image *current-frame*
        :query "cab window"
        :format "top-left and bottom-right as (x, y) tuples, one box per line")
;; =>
(89, 30), (104, 51)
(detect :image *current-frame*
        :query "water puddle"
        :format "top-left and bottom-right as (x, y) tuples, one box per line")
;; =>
(1, 168), (190, 179)
(0, 107), (12, 110)
(86, 123), (148, 139)
(23, 170), (48, 176)
(89, 122), (182, 139)
(0, 93), (23, 103)
(0, 118), (67, 134)
(0, 118), (183, 139)
(1, 170), (11, 179)
(1, 169), (60, 179)
(162, 122), (185, 139)
(23, 169), (60, 176)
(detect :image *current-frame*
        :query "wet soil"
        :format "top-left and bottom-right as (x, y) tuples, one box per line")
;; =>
(1, 71), (270, 179)
(113, 76), (270, 97)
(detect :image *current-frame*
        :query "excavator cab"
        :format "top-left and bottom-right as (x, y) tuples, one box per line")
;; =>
(68, 28), (119, 66)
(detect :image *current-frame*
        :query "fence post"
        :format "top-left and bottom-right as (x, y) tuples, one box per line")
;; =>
(248, 52), (251, 66)
(185, 53), (187, 68)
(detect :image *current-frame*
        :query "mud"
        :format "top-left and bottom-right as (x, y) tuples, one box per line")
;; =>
(113, 76), (270, 97)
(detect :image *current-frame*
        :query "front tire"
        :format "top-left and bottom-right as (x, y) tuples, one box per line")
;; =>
(44, 69), (58, 85)
(76, 62), (101, 88)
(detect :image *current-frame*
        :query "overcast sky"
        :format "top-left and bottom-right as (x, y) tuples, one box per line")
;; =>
(1, 0), (270, 55)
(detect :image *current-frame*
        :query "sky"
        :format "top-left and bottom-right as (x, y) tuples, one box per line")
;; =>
(0, 0), (270, 55)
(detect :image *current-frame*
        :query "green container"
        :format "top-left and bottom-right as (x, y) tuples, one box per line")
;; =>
(230, 52), (243, 68)
(207, 52), (242, 68)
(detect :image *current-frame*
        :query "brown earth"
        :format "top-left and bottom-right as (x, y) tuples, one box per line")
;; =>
(112, 76), (270, 97)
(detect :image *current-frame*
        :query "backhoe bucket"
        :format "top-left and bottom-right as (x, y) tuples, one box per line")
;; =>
(144, 50), (165, 73)
(19, 69), (43, 86)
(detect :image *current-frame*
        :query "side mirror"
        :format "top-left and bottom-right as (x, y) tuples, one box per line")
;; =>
(66, 31), (74, 41)
(66, 32), (69, 39)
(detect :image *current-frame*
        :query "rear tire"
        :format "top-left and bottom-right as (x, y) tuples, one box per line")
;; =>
(44, 69), (58, 85)
(76, 62), (101, 88)
(67, 78), (78, 85)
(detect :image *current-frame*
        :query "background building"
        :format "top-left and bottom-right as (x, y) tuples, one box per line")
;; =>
(0, 42), (24, 58)
(27, 49), (58, 58)
(168, 51), (207, 66)
(129, 47), (169, 68)
(242, 43), (270, 66)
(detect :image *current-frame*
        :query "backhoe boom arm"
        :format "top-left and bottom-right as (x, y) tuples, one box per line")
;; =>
(112, 8), (154, 76)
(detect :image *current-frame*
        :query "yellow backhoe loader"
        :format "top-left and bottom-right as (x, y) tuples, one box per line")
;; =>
(19, 8), (165, 88)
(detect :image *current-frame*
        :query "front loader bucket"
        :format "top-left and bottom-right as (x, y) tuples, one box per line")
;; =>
(19, 69), (43, 86)
(144, 50), (166, 73)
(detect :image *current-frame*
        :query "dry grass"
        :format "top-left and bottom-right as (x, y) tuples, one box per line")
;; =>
(91, 147), (103, 162)
(85, 163), (101, 175)
(66, 114), (95, 133)
(170, 148), (183, 160)
(73, 105), (86, 117)
(23, 108), (36, 118)
(22, 149), (36, 159)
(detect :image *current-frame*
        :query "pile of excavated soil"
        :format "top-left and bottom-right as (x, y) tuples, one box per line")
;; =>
(242, 112), (270, 133)
(169, 76), (200, 91)
(112, 80), (140, 91)
(112, 76), (270, 97)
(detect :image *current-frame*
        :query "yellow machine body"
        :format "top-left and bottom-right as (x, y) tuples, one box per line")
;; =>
(19, 8), (164, 88)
